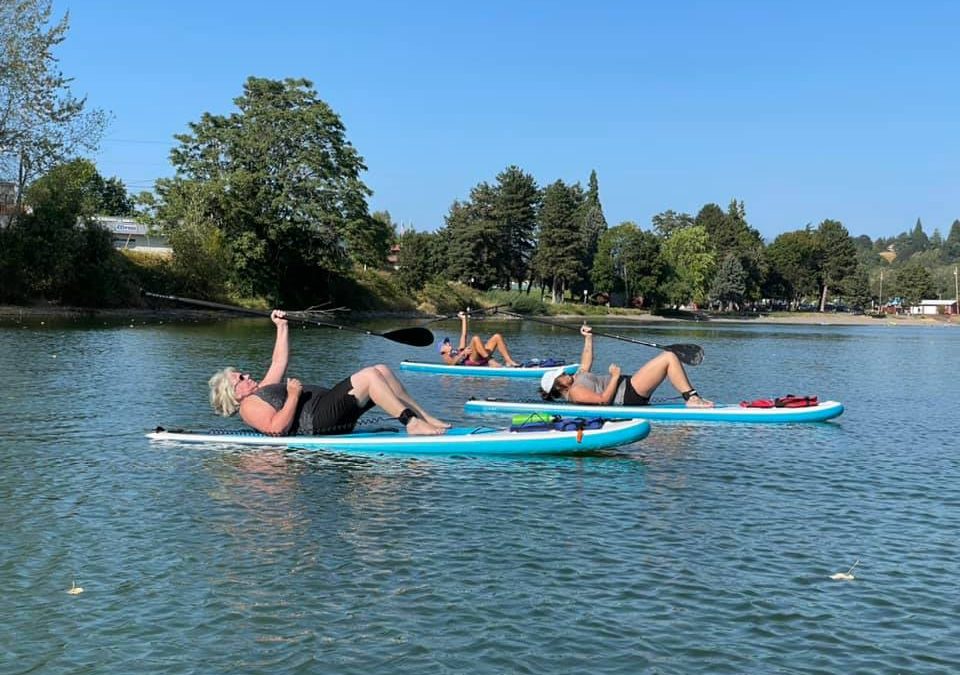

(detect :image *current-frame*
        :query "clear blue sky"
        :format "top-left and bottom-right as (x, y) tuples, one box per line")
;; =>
(58, 0), (959, 241)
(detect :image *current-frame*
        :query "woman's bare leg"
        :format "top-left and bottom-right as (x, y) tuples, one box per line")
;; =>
(468, 335), (502, 367)
(481, 333), (518, 366)
(349, 368), (446, 435)
(629, 352), (713, 407)
(370, 365), (451, 427)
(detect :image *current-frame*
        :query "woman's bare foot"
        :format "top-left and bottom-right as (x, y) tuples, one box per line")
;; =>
(406, 417), (447, 435)
(686, 394), (714, 408)
(421, 413), (452, 429)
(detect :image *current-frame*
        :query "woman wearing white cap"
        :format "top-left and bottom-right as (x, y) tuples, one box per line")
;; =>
(438, 311), (520, 367)
(539, 324), (713, 407)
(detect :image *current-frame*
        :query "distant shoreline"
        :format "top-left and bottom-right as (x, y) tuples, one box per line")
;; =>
(2, 304), (957, 327)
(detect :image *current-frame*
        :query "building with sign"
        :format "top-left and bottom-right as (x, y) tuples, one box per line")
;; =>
(94, 216), (171, 255)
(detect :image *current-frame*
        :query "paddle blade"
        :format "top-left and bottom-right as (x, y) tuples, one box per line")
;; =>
(666, 343), (704, 366)
(382, 326), (435, 347)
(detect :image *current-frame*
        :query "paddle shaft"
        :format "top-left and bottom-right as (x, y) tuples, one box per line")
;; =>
(424, 303), (513, 325)
(498, 310), (704, 365)
(143, 291), (435, 346)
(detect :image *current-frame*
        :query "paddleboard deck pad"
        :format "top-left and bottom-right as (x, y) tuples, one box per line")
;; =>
(146, 418), (650, 455)
(464, 398), (844, 423)
(399, 361), (579, 378)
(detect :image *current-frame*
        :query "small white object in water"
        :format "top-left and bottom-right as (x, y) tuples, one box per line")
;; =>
(67, 579), (84, 595)
(830, 559), (860, 581)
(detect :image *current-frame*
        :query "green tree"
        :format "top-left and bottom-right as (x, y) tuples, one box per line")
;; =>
(396, 229), (442, 292)
(765, 229), (821, 306)
(531, 180), (585, 302)
(843, 264), (873, 311)
(494, 165), (539, 289)
(344, 210), (395, 270)
(0, 160), (134, 305)
(894, 261), (935, 306)
(695, 200), (765, 302)
(944, 219), (960, 262)
(651, 210), (694, 238)
(0, 0), (106, 205)
(816, 219), (857, 311)
(709, 253), (746, 311)
(443, 183), (503, 290)
(574, 170), (607, 297)
(163, 182), (230, 298)
(910, 218), (930, 254)
(660, 225), (715, 307)
(158, 77), (371, 304)
(592, 221), (663, 306)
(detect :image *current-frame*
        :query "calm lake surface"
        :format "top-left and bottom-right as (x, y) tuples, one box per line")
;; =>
(2, 314), (959, 674)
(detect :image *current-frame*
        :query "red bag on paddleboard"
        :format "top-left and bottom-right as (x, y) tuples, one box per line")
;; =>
(774, 394), (819, 408)
(740, 398), (775, 408)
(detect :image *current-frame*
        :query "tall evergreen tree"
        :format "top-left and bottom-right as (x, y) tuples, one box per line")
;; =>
(910, 218), (930, 254)
(531, 180), (584, 302)
(494, 165), (539, 289)
(944, 219), (960, 262)
(443, 183), (502, 290)
(709, 253), (747, 311)
(573, 170), (607, 297)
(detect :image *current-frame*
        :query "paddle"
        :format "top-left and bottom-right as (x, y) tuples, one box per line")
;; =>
(498, 309), (705, 366)
(423, 303), (513, 325)
(142, 291), (435, 347)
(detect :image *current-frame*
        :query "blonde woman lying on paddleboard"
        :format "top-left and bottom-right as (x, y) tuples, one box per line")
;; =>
(209, 310), (449, 436)
(539, 324), (713, 407)
(438, 311), (520, 367)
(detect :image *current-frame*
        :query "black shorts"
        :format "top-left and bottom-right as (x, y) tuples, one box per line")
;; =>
(619, 375), (651, 406)
(304, 377), (376, 434)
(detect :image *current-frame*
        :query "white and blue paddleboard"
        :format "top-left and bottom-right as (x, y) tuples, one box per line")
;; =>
(399, 361), (580, 379)
(464, 399), (844, 424)
(146, 418), (650, 456)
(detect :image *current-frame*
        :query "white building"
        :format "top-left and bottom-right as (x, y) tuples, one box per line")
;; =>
(94, 216), (171, 255)
(909, 299), (958, 316)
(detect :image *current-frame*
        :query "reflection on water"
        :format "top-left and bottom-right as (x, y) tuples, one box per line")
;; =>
(2, 318), (960, 673)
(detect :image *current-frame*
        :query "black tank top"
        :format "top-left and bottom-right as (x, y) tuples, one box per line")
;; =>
(252, 383), (330, 435)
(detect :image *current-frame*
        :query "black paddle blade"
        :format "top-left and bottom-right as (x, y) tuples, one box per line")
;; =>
(666, 343), (704, 366)
(382, 326), (435, 347)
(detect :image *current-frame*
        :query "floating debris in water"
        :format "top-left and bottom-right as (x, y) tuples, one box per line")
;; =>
(830, 559), (860, 581)
(67, 579), (84, 595)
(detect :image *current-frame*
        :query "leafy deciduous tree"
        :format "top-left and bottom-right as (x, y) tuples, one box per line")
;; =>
(0, 0), (106, 205)
(158, 76), (371, 304)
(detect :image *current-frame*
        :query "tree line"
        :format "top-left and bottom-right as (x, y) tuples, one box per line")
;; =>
(2, 2), (958, 311)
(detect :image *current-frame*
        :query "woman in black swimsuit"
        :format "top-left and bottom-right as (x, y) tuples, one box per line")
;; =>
(209, 310), (449, 436)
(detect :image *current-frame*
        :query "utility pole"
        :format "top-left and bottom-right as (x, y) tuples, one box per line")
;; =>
(954, 266), (958, 319)
(878, 270), (884, 314)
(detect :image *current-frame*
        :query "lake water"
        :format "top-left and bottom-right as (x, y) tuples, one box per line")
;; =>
(2, 314), (959, 674)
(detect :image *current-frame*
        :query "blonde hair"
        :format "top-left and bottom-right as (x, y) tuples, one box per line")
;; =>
(209, 367), (240, 417)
